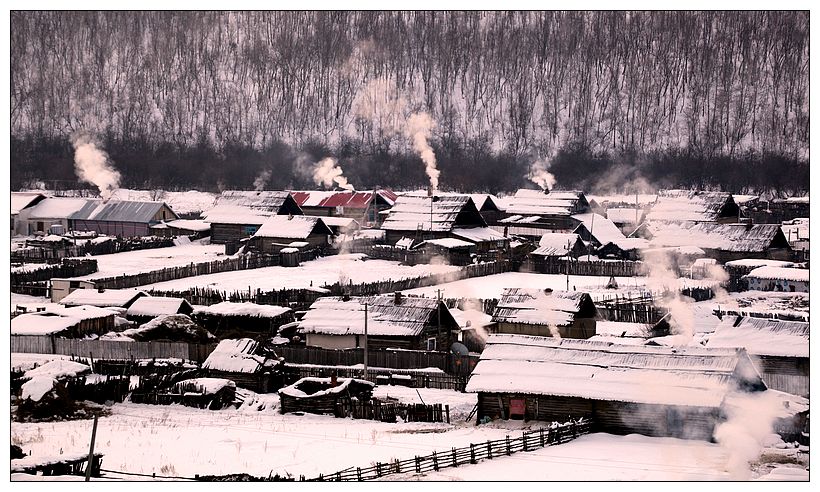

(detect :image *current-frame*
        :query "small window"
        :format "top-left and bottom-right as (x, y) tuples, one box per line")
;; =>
(426, 337), (437, 351)
(69, 281), (81, 288)
(243, 226), (259, 236)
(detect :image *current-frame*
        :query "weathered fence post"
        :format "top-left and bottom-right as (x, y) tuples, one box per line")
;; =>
(522, 431), (528, 452)
(415, 456), (420, 473)
(451, 447), (457, 467)
(505, 435), (511, 455)
(487, 440), (493, 459)
(356, 467), (362, 481)
(432, 451), (438, 471)
(470, 443), (476, 464)
(445, 404), (450, 424)
(539, 428), (545, 447)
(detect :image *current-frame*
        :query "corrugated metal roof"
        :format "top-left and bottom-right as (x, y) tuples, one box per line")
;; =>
(217, 190), (294, 211)
(69, 200), (175, 223)
(706, 316), (809, 357)
(648, 223), (786, 253)
(253, 215), (333, 239)
(646, 190), (733, 223)
(289, 190), (397, 209)
(381, 194), (485, 232)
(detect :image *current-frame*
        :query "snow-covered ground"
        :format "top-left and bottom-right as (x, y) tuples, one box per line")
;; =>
(143, 254), (460, 292)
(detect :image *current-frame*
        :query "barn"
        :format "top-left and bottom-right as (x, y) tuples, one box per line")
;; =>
(23, 197), (94, 236)
(70, 200), (178, 237)
(202, 338), (283, 393)
(125, 296), (194, 324)
(645, 190), (740, 224)
(247, 215), (334, 254)
(289, 189), (397, 225)
(466, 334), (767, 440)
(11, 192), (47, 235)
(498, 189), (590, 235)
(646, 222), (792, 263)
(202, 190), (304, 244)
(706, 316), (809, 396)
(743, 265), (809, 292)
(380, 194), (487, 245)
(297, 292), (459, 351)
(192, 302), (294, 338)
(490, 288), (597, 339)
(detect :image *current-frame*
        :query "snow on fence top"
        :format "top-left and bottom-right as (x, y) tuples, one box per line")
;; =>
(744, 266), (809, 283)
(706, 316), (809, 358)
(571, 213), (626, 245)
(24, 359), (91, 380)
(645, 190), (735, 223)
(725, 259), (796, 269)
(504, 189), (588, 217)
(298, 295), (449, 337)
(466, 334), (762, 408)
(648, 222), (786, 253)
(253, 215), (333, 239)
(202, 338), (273, 373)
(492, 288), (596, 327)
(531, 233), (582, 257)
(126, 296), (193, 317)
(192, 301), (291, 318)
(59, 288), (148, 308)
(381, 194), (485, 232)
(172, 377), (236, 395)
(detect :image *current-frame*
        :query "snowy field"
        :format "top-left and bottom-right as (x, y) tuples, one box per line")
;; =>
(143, 254), (460, 292)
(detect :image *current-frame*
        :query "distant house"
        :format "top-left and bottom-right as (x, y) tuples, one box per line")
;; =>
(743, 266), (809, 292)
(645, 190), (740, 224)
(380, 194), (487, 245)
(706, 316), (809, 397)
(744, 196), (810, 224)
(203, 191), (304, 244)
(449, 227), (509, 254)
(606, 207), (642, 234)
(498, 189), (590, 235)
(202, 338), (283, 393)
(49, 278), (98, 303)
(11, 192), (47, 235)
(297, 293), (459, 351)
(289, 190), (397, 225)
(490, 288), (597, 339)
(596, 238), (650, 261)
(466, 334), (768, 440)
(149, 219), (211, 238)
(570, 213), (627, 248)
(527, 233), (586, 272)
(192, 302), (294, 337)
(415, 238), (475, 265)
(11, 305), (116, 338)
(468, 194), (504, 225)
(125, 296), (194, 324)
(24, 197), (94, 236)
(58, 288), (148, 309)
(247, 215), (334, 254)
(646, 222), (792, 263)
(69, 200), (179, 237)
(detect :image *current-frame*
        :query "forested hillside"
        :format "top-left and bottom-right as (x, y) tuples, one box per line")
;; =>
(10, 11), (810, 194)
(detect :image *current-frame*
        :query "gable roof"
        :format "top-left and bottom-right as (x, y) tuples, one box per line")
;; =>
(571, 213), (627, 246)
(200, 204), (272, 225)
(59, 288), (148, 308)
(11, 306), (116, 335)
(450, 227), (507, 244)
(381, 194), (486, 232)
(289, 190), (397, 209)
(11, 192), (47, 215)
(192, 302), (292, 319)
(70, 200), (176, 223)
(504, 189), (589, 217)
(253, 215), (333, 239)
(648, 223), (789, 253)
(298, 295), (455, 337)
(465, 334), (764, 407)
(26, 197), (96, 220)
(216, 190), (302, 213)
(126, 296), (193, 317)
(744, 266), (809, 283)
(646, 190), (736, 223)
(706, 316), (809, 358)
(202, 338), (274, 373)
(531, 233), (583, 257)
(492, 288), (597, 326)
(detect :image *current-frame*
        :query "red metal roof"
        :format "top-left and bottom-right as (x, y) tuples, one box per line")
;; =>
(289, 190), (397, 209)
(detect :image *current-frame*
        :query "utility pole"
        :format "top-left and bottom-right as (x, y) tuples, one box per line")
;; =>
(437, 289), (442, 346)
(363, 302), (368, 379)
(566, 240), (570, 291)
(85, 415), (99, 481)
(588, 213), (595, 261)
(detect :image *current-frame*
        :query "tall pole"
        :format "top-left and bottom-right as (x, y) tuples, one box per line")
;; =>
(437, 289), (442, 345)
(566, 240), (570, 291)
(363, 302), (368, 379)
(430, 196), (433, 239)
(85, 415), (99, 481)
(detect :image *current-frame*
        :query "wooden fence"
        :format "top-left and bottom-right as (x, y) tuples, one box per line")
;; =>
(11, 258), (98, 284)
(278, 346), (478, 378)
(148, 286), (327, 309)
(594, 295), (667, 324)
(336, 400), (449, 423)
(531, 257), (645, 277)
(284, 364), (467, 391)
(11, 236), (175, 264)
(10, 336), (216, 364)
(304, 419), (591, 481)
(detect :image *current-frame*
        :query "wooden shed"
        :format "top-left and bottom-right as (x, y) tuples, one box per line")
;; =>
(247, 215), (334, 254)
(192, 302), (295, 338)
(125, 296), (194, 324)
(646, 222), (792, 263)
(70, 200), (178, 237)
(467, 334), (768, 441)
(203, 191), (304, 244)
(414, 238), (474, 266)
(58, 288), (148, 308)
(202, 338), (283, 393)
(491, 288), (597, 339)
(11, 305), (116, 338)
(380, 194), (487, 246)
(743, 266), (809, 293)
(279, 377), (375, 415)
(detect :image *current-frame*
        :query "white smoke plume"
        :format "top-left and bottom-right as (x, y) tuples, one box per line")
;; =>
(641, 248), (695, 341)
(527, 158), (556, 191)
(405, 112), (440, 193)
(547, 324), (563, 339)
(253, 170), (272, 191)
(70, 132), (121, 200)
(312, 157), (354, 191)
(714, 391), (787, 479)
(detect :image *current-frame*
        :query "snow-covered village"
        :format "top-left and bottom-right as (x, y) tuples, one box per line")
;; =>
(5, 9), (813, 484)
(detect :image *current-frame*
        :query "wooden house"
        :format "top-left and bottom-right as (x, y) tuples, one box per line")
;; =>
(744, 196), (810, 224)
(125, 296), (194, 324)
(742, 265), (809, 293)
(606, 207), (642, 235)
(466, 334), (768, 440)
(498, 189), (590, 236)
(24, 197), (95, 236)
(149, 219), (211, 238)
(449, 227), (509, 254)
(279, 377), (375, 415)
(298, 293), (460, 351)
(289, 190), (397, 226)
(491, 288), (597, 339)
(11, 192), (47, 235)
(202, 338), (283, 393)
(706, 316), (809, 397)
(247, 215), (334, 254)
(70, 200), (178, 237)
(596, 238), (650, 261)
(645, 190), (740, 224)
(646, 223), (792, 263)
(11, 305), (116, 338)
(414, 238), (474, 266)
(58, 288), (148, 308)
(570, 213), (627, 248)
(202, 191), (304, 244)
(192, 302), (294, 338)
(380, 194), (487, 245)
(723, 259), (798, 292)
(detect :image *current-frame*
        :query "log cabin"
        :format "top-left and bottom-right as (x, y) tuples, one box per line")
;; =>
(491, 288), (597, 339)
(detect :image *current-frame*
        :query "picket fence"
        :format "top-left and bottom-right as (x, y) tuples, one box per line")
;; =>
(10, 336), (216, 364)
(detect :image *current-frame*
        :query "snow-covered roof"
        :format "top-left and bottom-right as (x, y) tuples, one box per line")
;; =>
(451, 308), (494, 329)
(11, 192), (45, 215)
(70, 200), (175, 223)
(126, 296), (193, 317)
(151, 219), (211, 232)
(744, 266), (809, 283)
(193, 302), (291, 318)
(450, 227), (507, 243)
(645, 190), (734, 223)
(466, 334), (763, 407)
(12, 312), (80, 335)
(289, 189), (398, 208)
(279, 377), (374, 398)
(109, 189), (219, 215)
(601, 237), (650, 251)
(504, 189), (588, 217)
(24, 360), (91, 380)
(395, 237), (416, 249)
(647, 223), (787, 253)
(418, 238), (474, 249)
(706, 316), (809, 358)
(571, 213), (626, 245)
(531, 233), (582, 257)
(314, 216), (360, 229)
(492, 288), (596, 326)
(253, 215), (333, 239)
(606, 208), (642, 224)
(59, 289), (148, 308)
(724, 259), (796, 269)
(202, 338), (272, 373)
(381, 195), (485, 232)
(216, 190), (296, 211)
(27, 197), (95, 220)
(200, 204), (272, 225)
(298, 295), (451, 337)
(595, 321), (652, 338)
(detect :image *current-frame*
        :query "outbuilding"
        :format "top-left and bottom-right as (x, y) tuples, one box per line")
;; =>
(743, 266), (809, 292)
(70, 200), (178, 237)
(192, 302), (294, 338)
(203, 191), (304, 244)
(247, 215), (334, 254)
(202, 338), (283, 393)
(491, 288), (597, 339)
(125, 296), (194, 324)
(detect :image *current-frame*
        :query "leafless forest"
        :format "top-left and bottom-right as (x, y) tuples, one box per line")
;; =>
(10, 11), (810, 194)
